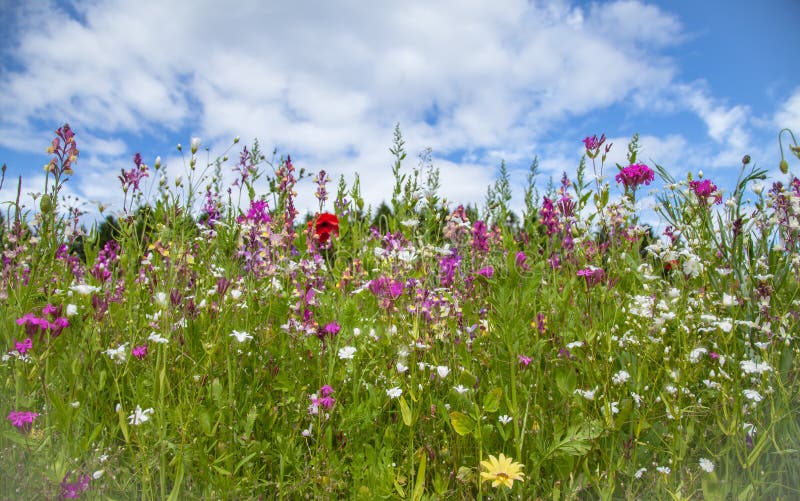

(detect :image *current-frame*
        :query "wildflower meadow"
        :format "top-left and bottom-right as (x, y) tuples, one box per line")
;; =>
(2, 124), (800, 499)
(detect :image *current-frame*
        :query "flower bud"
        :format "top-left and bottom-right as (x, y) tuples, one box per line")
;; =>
(780, 159), (789, 174)
(742, 155), (751, 165)
(190, 137), (201, 154)
(234, 136), (240, 144)
(40, 194), (53, 213)
(154, 156), (161, 169)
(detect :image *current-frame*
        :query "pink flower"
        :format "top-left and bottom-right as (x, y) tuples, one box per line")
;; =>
(14, 337), (32, 354)
(689, 179), (722, 205)
(582, 134), (606, 152)
(515, 251), (529, 271)
(132, 344), (148, 359)
(8, 410), (39, 431)
(577, 266), (605, 287)
(615, 163), (654, 191)
(517, 354), (532, 367)
(476, 266), (494, 278)
(61, 472), (91, 499)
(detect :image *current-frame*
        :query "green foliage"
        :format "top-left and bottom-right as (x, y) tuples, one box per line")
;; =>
(2, 126), (800, 499)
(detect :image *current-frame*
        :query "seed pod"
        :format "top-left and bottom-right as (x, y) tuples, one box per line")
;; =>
(780, 159), (789, 174)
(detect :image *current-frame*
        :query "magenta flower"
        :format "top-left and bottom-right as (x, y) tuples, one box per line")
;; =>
(14, 337), (32, 355)
(308, 385), (336, 414)
(318, 321), (341, 341)
(518, 354), (532, 367)
(132, 344), (148, 359)
(577, 266), (605, 287)
(583, 134), (604, 151)
(535, 313), (547, 334)
(689, 179), (722, 205)
(61, 472), (91, 499)
(615, 163), (654, 191)
(515, 251), (529, 271)
(471, 220), (490, 254)
(439, 250), (461, 287)
(49, 317), (69, 337)
(476, 266), (494, 278)
(8, 410), (39, 431)
(16, 313), (48, 330)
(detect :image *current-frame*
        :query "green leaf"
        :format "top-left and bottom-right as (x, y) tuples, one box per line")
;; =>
(701, 472), (722, 501)
(412, 450), (427, 501)
(449, 411), (475, 436)
(554, 367), (577, 397)
(399, 396), (413, 427)
(199, 409), (214, 437)
(483, 387), (503, 413)
(545, 421), (602, 459)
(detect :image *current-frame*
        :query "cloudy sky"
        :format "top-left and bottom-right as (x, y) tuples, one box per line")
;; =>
(1, 0), (798, 221)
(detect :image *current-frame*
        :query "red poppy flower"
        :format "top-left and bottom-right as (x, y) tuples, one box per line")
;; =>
(308, 213), (339, 244)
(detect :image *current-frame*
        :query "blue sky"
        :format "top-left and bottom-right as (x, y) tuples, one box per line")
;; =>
(0, 0), (798, 221)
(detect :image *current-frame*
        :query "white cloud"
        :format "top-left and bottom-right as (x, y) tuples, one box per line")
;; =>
(0, 0), (764, 218)
(775, 88), (800, 132)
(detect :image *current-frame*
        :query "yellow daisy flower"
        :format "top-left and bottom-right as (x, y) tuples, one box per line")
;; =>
(479, 453), (525, 489)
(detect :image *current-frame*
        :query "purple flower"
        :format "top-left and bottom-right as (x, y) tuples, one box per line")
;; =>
(515, 251), (529, 271)
(577, 266), (605, 287)
(318, 396), (336, 409)
(689, 179), (722, 205)
(16, 313), (48, 330)
(539, 197), (560, 236)
(14, 337), (32, 354)
(476, 266), (494, 278)
(118, 153), (149, 197)
(132, 344), (148, 359)
(439, 250), (461, 287)
(61, 472), (91, 499)
(518, 354), (532, 367)
(49, 317), (69, 337)
(535, 313), (547, 334)
(582, 134), (606, 153)
(308, 385), (337, 414)
(615, 163), (654, 191)
(318, 321), (341, 341)
(471, 220), (490, 254)
(8, 410), (39, 431)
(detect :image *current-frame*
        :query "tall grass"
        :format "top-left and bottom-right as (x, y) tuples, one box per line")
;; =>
(1, 124), (799, 499)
